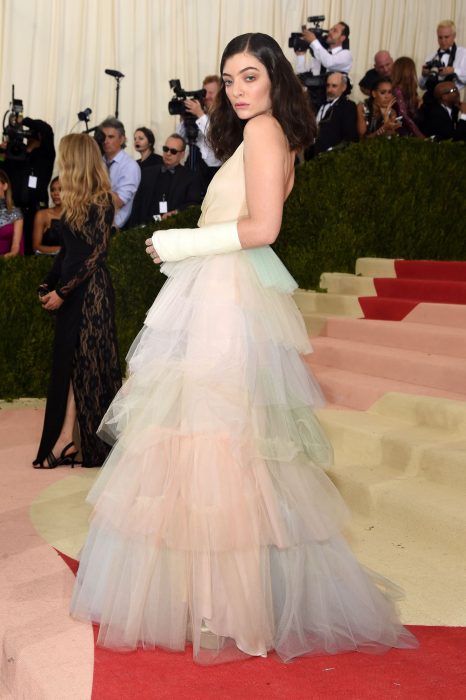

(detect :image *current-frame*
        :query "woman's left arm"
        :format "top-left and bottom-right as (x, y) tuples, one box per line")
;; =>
(147, 115), (290, 263)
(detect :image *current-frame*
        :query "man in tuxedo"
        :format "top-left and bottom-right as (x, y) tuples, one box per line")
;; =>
(420, 20), (466, 94)
(311, 72), (358, 157)
(420, 81), (466, 141)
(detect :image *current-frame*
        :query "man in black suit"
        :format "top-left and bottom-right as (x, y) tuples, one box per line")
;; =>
(311, 72), (358, 157)
(420, 81), (466, 141)
(126, 133), (202, 227)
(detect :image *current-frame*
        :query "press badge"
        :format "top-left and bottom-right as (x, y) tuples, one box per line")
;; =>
(28, 175), (38, 189)
(159, 200), (168, 214)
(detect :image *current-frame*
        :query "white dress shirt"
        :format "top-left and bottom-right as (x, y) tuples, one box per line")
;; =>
(419, 45), (466, 91)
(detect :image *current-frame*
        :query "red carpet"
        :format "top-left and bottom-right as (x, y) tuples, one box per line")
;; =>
(57, 552), (466, 699)
(395, 260), (466, 281)
(359, 260), (466, 320)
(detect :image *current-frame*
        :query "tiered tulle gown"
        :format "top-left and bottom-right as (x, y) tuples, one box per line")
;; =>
(71, 142), (417, 662)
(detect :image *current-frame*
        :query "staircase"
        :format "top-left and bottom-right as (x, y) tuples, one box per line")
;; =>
(295, 258), (466, 625)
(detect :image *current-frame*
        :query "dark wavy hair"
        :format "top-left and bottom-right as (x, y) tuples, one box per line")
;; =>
(208, 33), (316, 161)
(134, 126), (155, 152)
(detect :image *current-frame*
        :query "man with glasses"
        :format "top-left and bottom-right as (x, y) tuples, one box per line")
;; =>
(420, 81), (466, 141)
(420, 20), (466, 95)
(147, 134), (201, 220)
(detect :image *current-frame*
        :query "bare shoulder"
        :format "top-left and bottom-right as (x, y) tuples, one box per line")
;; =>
(243, 114), (287, 148)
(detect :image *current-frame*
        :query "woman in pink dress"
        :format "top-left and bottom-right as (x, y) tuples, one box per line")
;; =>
(0, 170), (24, 257)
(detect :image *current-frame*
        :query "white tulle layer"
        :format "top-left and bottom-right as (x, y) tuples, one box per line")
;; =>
(70, 251), (417, 662)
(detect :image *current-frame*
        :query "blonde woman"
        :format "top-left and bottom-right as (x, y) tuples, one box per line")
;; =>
(33, 134), (121, 469)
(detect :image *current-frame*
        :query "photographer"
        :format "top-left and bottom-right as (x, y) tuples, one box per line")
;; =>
(420, 20), (466, 95)
(1, 117), (55, 255)
(176, 75), (222, 193)
(302, 22), (352, 75)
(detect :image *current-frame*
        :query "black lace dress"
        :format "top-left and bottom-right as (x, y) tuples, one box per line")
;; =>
(34, 201), (122, 467)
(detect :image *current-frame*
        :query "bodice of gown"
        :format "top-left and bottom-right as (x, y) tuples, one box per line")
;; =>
(198, 143), (247, 227)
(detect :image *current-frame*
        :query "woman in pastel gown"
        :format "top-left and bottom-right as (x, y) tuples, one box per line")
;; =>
(71, 33), (417, 663)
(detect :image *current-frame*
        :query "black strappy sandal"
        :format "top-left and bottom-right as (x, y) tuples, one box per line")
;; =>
(33, 452), (59, 469)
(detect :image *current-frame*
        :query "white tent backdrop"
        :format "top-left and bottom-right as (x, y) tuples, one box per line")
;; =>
(0, 0), (465, 161)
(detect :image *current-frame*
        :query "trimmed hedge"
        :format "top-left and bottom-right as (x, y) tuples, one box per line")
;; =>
(1, 138), (465, 398)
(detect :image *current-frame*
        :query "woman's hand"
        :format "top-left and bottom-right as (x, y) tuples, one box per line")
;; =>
(145, 238), (161, 264)
(40, 290), (64, 311)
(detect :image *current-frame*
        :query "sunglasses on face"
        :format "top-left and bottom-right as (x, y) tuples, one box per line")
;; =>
(163, 146), (183, 155)
(441, 87), (459, 95)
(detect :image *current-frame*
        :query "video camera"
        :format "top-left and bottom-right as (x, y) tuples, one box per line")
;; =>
(288, 15), (329, 52)
(168, 79), (206, 144)
(1, 86), (35, 161)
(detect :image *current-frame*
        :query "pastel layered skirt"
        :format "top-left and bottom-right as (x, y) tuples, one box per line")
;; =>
(70, 247), (417, 663)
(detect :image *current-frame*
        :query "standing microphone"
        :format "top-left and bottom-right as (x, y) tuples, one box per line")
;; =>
(105, 68), (125, 78)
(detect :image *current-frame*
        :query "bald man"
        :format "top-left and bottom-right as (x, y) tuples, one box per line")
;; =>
(359, 50), (394, 96)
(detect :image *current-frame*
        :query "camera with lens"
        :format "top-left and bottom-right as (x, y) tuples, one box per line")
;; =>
(168, 79), (206, 143)
(425, 58), (444, 77)
(288, 15), (329, 52)
(1, 86), (35, 161)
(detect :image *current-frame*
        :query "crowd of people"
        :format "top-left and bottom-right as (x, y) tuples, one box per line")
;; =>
(0, 18), (464, 259)
(295, 18), (466, 157)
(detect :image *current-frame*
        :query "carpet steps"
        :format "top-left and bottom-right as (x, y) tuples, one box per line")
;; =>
(316, 393), (466, 551)
(317, 401), (466, 470)
(374, 277), (466, 303)
(395, 259), (466, 281)
(309, 337), (466, 394)
(294, 289), (363, 316)
(358, 296), (420, 320)
(368, 392), (466, 430)
(355, 257), (397, 278)
(320, 272), (376, 296)
(308, 364), (466, 409)
(404, 302), (466, 328)
(321, 316), (466, 359)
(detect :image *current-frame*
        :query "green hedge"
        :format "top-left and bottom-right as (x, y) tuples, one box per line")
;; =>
(1, 138), (465, 398)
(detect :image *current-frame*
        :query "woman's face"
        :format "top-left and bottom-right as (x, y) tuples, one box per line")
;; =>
(372, 82), (393, 109)
(50, 180), (61, 206)
(134, 130), (150, 153)
(222, 52), (272, 120)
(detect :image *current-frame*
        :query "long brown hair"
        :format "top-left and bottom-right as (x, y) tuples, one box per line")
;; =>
(0, 170), (15, 210)
(208, 33), (316, 161)
(58, 133), (112, 231)
(391, 57), (419, 114)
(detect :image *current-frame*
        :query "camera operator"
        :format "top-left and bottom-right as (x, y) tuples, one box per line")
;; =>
(302, 22), (353, 75)
(1, 117), (55, 255)
(176, 75), (222, 194)
(419, 20), (466, 96)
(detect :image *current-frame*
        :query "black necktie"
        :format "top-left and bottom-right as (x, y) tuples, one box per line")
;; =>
(439, 49), (451, 56)
(161, 166), (175, 175)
